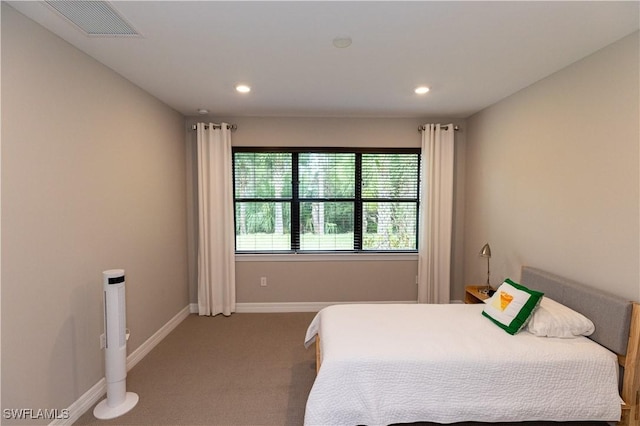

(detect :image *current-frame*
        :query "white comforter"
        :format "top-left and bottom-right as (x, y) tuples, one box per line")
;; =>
(304, 304), (621, 426)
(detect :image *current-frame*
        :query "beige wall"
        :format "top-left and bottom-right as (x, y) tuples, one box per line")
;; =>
(1, 4), (188, 420)
(185, 116), (468, 303)
(464, 32), (639, 301)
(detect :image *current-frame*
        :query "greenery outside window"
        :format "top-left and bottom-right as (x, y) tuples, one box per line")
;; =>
(233, 148), (420, 253)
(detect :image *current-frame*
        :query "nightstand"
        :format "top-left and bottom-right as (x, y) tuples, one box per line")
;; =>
(464, 285), (492, 304)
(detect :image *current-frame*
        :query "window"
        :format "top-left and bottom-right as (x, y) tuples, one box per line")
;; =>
(233, 148), (420, 253)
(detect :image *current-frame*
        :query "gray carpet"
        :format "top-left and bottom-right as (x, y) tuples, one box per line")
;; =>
(75, 313), (317, 425)
(74, 312), (607, 426)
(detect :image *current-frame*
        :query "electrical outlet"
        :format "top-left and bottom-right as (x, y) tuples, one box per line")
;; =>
(260, 277), (267, 287)
(100, 333), (106, 349)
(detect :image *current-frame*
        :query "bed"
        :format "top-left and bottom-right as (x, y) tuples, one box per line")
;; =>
(303, 266), (640, 426)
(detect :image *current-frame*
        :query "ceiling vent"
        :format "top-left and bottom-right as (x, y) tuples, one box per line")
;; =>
(45, 1), (140, 37)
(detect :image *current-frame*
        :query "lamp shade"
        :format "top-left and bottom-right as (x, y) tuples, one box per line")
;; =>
(479, 243), (491, 258)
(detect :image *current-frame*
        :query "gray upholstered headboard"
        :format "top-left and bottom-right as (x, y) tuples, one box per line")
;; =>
(521, 266), (632, 356)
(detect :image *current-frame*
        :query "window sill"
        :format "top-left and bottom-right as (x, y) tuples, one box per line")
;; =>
(235, 252), (419, 262)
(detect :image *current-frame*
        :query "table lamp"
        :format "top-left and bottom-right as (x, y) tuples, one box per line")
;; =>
(479, 243), (492, 294)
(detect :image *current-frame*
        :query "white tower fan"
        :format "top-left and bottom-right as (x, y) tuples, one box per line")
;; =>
(94, 269), (139, 419)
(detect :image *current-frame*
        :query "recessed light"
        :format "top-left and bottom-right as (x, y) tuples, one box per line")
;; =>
(236, 84), (251, 93)
(333, 36), (352, 48)
(415, 86), (430, 95)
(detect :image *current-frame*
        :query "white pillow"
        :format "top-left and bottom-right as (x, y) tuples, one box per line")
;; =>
(526, 296), (595, 338)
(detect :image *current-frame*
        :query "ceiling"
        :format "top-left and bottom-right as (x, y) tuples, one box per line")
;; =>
(8, 1), (639, 118)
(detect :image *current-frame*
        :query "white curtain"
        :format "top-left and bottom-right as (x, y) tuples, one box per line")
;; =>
(196, 123), (236, 316)
(417, 124), (455, 304)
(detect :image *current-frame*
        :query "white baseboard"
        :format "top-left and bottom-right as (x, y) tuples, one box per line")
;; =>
(238, 300), (418, 312)
(190, 300), (417, 314)
(126, 305), (191, 371)
(190, 300), (466, 313)
(190, 300), (418, 314)
(49, 378), (106, 426)
(52, 305), (191, 426)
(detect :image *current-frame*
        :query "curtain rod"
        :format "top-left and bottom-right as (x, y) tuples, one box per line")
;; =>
(192, 124), (238, 131)
(418, 125), (460, 132)
(193, 123), (457, 132)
